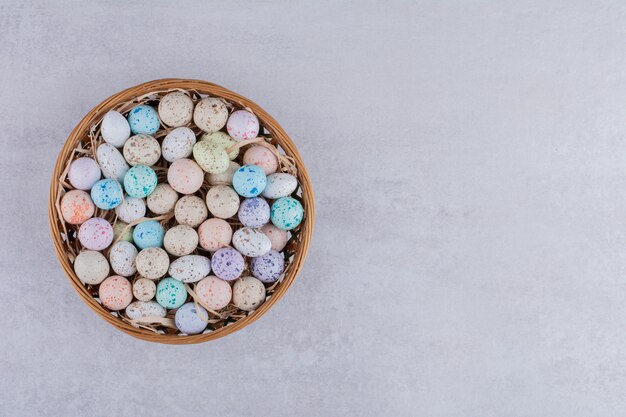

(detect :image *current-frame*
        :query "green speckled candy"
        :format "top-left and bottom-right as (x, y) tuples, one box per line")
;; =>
(201, 131), (239, 160)
(271, 197), (304, 231)
(193, 141), (230, 174)
(113, 221), (133, 242)
(156, 277), (187, 309)
(123, 165), (158, 198)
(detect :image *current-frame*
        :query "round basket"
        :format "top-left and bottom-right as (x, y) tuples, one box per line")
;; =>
(48, 78), (315, 344)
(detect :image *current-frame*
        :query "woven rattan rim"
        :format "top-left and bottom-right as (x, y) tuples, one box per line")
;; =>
(48, 78), (315, 344)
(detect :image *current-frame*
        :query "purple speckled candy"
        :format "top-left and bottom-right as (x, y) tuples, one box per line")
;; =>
(211, 248), (244, 281)
(238, 197), (270, 228)
(250, 250), (285, 283)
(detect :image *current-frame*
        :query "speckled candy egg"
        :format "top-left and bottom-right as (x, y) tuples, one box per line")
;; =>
(271, 197), (304, 231)
(238, 197), (270, 228)
(198, 218), (232, 252)
(115, 196), (146, 223)
(232, 276), (266, 311)
(127, 104), (160, 135)
(109, 241), (138, 277)
(167, 158), (204, 194)
(227, 110), (260, 141)
(175, 303), (208, 334)
(99, 275), (133, 310)
(243, 146), (278, 175)
(205, 185), (239, 219)
(208, 161), (240, 186)
(74, 250), (109, 285)
(68, 157), (101, 190)
(260, 223), (290, 251)
(232, 164), (267, 197)
(169, 255), (211, 283)
(263, 173), (298, 199)
(96, 143), (129, 183)
(162, 127), (196, 162)
(135, 247), (170, 280)
(78, 217), (114, 250)
(195, 276), (232, 310)
(101, 110), (131, 148)
(232, 227), (272, 257)
(156, 277), (187, 309)
(174, 195), (208, 227)
(125, 300), (166, 320)
(193, 140), (230, 174)
(164, 225), (198, 256)
(193, 97), (229, 133)
(114, 221), (133, 243)
(123, 165), (158, 198)
(123, 134), (161, 166)
(90, 179), (123, 210)
(211, 248), (244, 281)
(158, 91), (193, 127)
(147, 183), (179, 214)
(133, 277), (156, 301)
(133, 220), (165, 249)
(250, 250), (285, 283)
(61, 190), (95, 225)
(201, 131), (239, 160)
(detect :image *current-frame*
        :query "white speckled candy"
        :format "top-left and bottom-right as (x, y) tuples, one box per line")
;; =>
(250, 250), (285, 283)
(133, 277), (156, 301)
(232, 276), (266, 311)
(162, 127), (196, 162)
(238, 197), (270, 228)
(109, 241), (138, 277)
(175, 195), (208, 227)
(123, 165), (158, 198)
(201, 131), (239, 160)
(198, 218), (232, 252)
(260, 223), (290, 251)
(123, 134), (161, 166)
(96, 143), (129, 183)
(135, 247), (170, 280)
(61, 190), (95, 225)
(74, 250), (109, 285)
(115, 196), (146, 223)
(227, 110), (260, 141)
(99, 275), (133, 310)
(68, 157), (101, 190)
(208, 161), (240, 186)
(78, 217), (114, 250)
(175, 303), (208, 334)
(127, 104), (160, 135)
(164, 225), (198, 256)
(243, 146), (278, 175)
(167, 158), (204, 194)
(91, 179), (123, 210)
(147, 183), (179, 214)
(158, 91), (194, 127)
(156, 278), (187, 309)
(101, 110), (131, 148)
(169, 255), (211, 283)
(193, 97), (229, 133)
(114, 221), (133, 243)
(193, 140), (230, 174)
(232, 227), (272, 257)
(271, 197), (304, 231)
(205, 185), (239, 219)
(232, 164), (266, 197)
(125, 301), (166, 320)
(262, 173), (298, 199)
(196, 276), (232, 310)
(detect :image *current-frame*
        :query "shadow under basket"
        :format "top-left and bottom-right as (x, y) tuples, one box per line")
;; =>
(48, 78), (315, 344)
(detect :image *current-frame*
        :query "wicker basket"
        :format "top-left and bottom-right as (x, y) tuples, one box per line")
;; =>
(48, 78), (315, 344)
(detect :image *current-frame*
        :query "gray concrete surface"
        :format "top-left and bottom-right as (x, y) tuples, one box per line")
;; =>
(1, 0), (626, 416)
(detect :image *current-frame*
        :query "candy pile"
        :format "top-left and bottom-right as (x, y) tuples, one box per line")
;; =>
(60, 91), (303, 335)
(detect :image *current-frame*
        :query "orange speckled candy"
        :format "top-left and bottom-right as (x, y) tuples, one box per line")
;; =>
(99, 275), (133, 310)
(167, 158), (204, 194)
(243, 146), (278, 175)
(195, 276), (232, 310)
(198, 218), (232, 252)
(60, 190), (95, 225)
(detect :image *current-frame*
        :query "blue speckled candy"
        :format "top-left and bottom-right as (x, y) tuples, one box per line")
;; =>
(238, 197), (270, 228)
(90, 179), (123, 209)
(175, 302), (208, 334)
(211, 247), (244, 281)
(271, 197), (303, 230)
(156, 277), (187, 309)
(133, 220), (165, 249)
(127, 105), (160, 135)
(250, 250), (285, 283)
(232, 164), (266, 198)
(123, 165), (157, 198)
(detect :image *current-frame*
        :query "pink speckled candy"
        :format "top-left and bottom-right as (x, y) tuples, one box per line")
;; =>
(195, 276), (232, 310)
(78, 217), (114, 250)
(68, 157), (101, 190)
(211, 248), (244, 281)
(61, 190), (95, 225)
(243, 146), (278, 175)
(260, 223), (290, 251)
(167, 158), (204, 194)
(198, 218), (232, 252)
(99, 275), (133, 310)
(227, 110), (259, 141)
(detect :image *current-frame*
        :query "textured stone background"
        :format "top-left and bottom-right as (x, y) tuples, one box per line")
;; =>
(2, 1), (626, 416)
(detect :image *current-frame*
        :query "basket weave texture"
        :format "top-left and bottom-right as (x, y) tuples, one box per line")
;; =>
(48, 78), (315, 344)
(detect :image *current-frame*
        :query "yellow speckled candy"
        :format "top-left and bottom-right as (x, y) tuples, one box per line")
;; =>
(201, 131), (239, 160)
(193, 140), (229, 174)
(113, 221), (133, 242)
